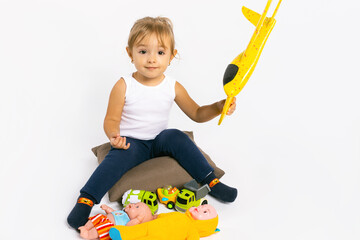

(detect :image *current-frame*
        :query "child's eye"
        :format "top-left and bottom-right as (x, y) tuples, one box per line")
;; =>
(158, 51), (165, 55)
(139, 50), (147, 54)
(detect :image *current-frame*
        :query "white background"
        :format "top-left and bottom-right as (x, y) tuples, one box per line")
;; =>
(1, 0), (360, 239)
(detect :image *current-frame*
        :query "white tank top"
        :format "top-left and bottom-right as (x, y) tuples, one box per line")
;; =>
(119, 74), (176, 140)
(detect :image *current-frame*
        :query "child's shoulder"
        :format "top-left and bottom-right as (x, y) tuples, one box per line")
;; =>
(113, 74), (134, 88)
(117, 74), (133, 84)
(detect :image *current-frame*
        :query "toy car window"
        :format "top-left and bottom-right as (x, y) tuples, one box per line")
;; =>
(177, 197), (187, 205)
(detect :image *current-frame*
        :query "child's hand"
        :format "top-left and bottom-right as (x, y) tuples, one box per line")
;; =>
(110, 133), (130, 149)
(227, 97), (236, 115)
(218, 97), (236, 115)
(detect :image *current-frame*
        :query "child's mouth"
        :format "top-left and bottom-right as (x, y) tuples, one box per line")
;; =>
(146, 67), (158, 70)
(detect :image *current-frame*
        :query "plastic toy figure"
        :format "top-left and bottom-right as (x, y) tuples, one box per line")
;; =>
(122, 189), (158, 214)
(218, 0), (282, 125)
(157, 185), (180, 209)
(79, 202), (155, 240)
(109, 204), (219, 240)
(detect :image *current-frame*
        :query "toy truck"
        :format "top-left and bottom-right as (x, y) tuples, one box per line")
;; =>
(122, 189), (158, 214)
(175, 179), (211, 213)
(157, 185), (180, 209)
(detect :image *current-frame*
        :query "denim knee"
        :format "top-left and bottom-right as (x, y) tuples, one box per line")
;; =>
(155, 129), (190, 145)
(152, 128), (214, 182)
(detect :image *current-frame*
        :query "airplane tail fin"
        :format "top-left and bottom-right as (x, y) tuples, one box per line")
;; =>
(242, 0), (282, 28)
(241, 6), (261, 27)
(242, 0), (281, 60)
(242, 0), (273, 58)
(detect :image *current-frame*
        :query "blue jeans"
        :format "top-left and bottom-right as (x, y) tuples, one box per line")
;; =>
(81, 129), (214, 203)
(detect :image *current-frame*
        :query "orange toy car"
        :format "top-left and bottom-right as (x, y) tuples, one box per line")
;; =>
(156, 186), (180, 209)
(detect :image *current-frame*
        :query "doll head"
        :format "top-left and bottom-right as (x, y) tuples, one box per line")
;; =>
(188, 204), (218, 220)
(127, 16), (177, 58)
(186, 204), (219, 237)
(124, 202), (154, 222)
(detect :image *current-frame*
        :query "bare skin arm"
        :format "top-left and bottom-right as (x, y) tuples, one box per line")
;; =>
(174, 82), (236, 123)
(103, 78), (130, 149)
(126, 215), (145, 226)
(101, 204), (115, 214)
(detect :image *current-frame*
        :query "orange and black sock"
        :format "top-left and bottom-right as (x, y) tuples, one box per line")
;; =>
(202, 172), (237, 203)
(67, 193), (96, 230)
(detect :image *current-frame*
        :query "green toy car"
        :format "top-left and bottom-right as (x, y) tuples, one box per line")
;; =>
(175, 179), (210, 213)
(122, 189), (158, 214)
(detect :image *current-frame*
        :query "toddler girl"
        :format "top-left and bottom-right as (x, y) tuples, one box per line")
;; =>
(68, 16), (237, 230)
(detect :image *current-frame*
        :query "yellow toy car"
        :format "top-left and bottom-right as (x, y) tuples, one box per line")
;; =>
(156, 186), (179, 209)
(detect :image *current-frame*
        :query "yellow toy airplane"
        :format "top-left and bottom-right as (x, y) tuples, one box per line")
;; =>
(218, 0), (282, 125)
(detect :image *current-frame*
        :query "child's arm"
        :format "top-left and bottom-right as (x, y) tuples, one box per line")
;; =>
(174, 82), (236, 123)
(104, 78), (130, 149)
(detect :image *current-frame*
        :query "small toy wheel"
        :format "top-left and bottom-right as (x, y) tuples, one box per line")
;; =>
(167, 201), (175, 209)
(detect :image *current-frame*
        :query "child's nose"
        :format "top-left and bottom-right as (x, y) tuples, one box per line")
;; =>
(148, 53), (157, 63)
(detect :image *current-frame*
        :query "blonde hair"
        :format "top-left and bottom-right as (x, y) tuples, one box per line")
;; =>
(128, 16), (176, 57)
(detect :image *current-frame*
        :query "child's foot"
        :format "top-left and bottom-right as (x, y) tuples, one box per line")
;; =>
(109, 228), (122, 240)
(67, 194), (95, 229)
(202, 172), (237, 202)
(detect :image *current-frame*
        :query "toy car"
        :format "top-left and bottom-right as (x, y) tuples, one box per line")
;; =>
(122, 189), (158, 214)
(156, 186), (180, 209)
(175, 179), (210, 213)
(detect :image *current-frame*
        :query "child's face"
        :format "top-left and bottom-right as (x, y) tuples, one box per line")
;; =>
(127, 34), (176, 83)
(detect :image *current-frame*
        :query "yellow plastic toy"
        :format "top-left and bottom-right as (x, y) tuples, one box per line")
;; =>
(109, 205), (219, 240)
(218, 0), (282, 125)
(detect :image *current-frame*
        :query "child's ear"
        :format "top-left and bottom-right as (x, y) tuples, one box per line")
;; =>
(126, 47), (133, 61)
(170, 49), (178, 62)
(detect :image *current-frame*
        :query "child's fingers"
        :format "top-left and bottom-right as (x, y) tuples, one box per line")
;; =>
(227, 98), (237, 115)
(120, 137), (130, 149)
(111, 136), (130, 149)
(110, 135), (121, 147)
(113, 136), (121, 146)
(123, 142), (130, 150)
(116, 137), (129, 149)
(120, 137), (128, 147)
